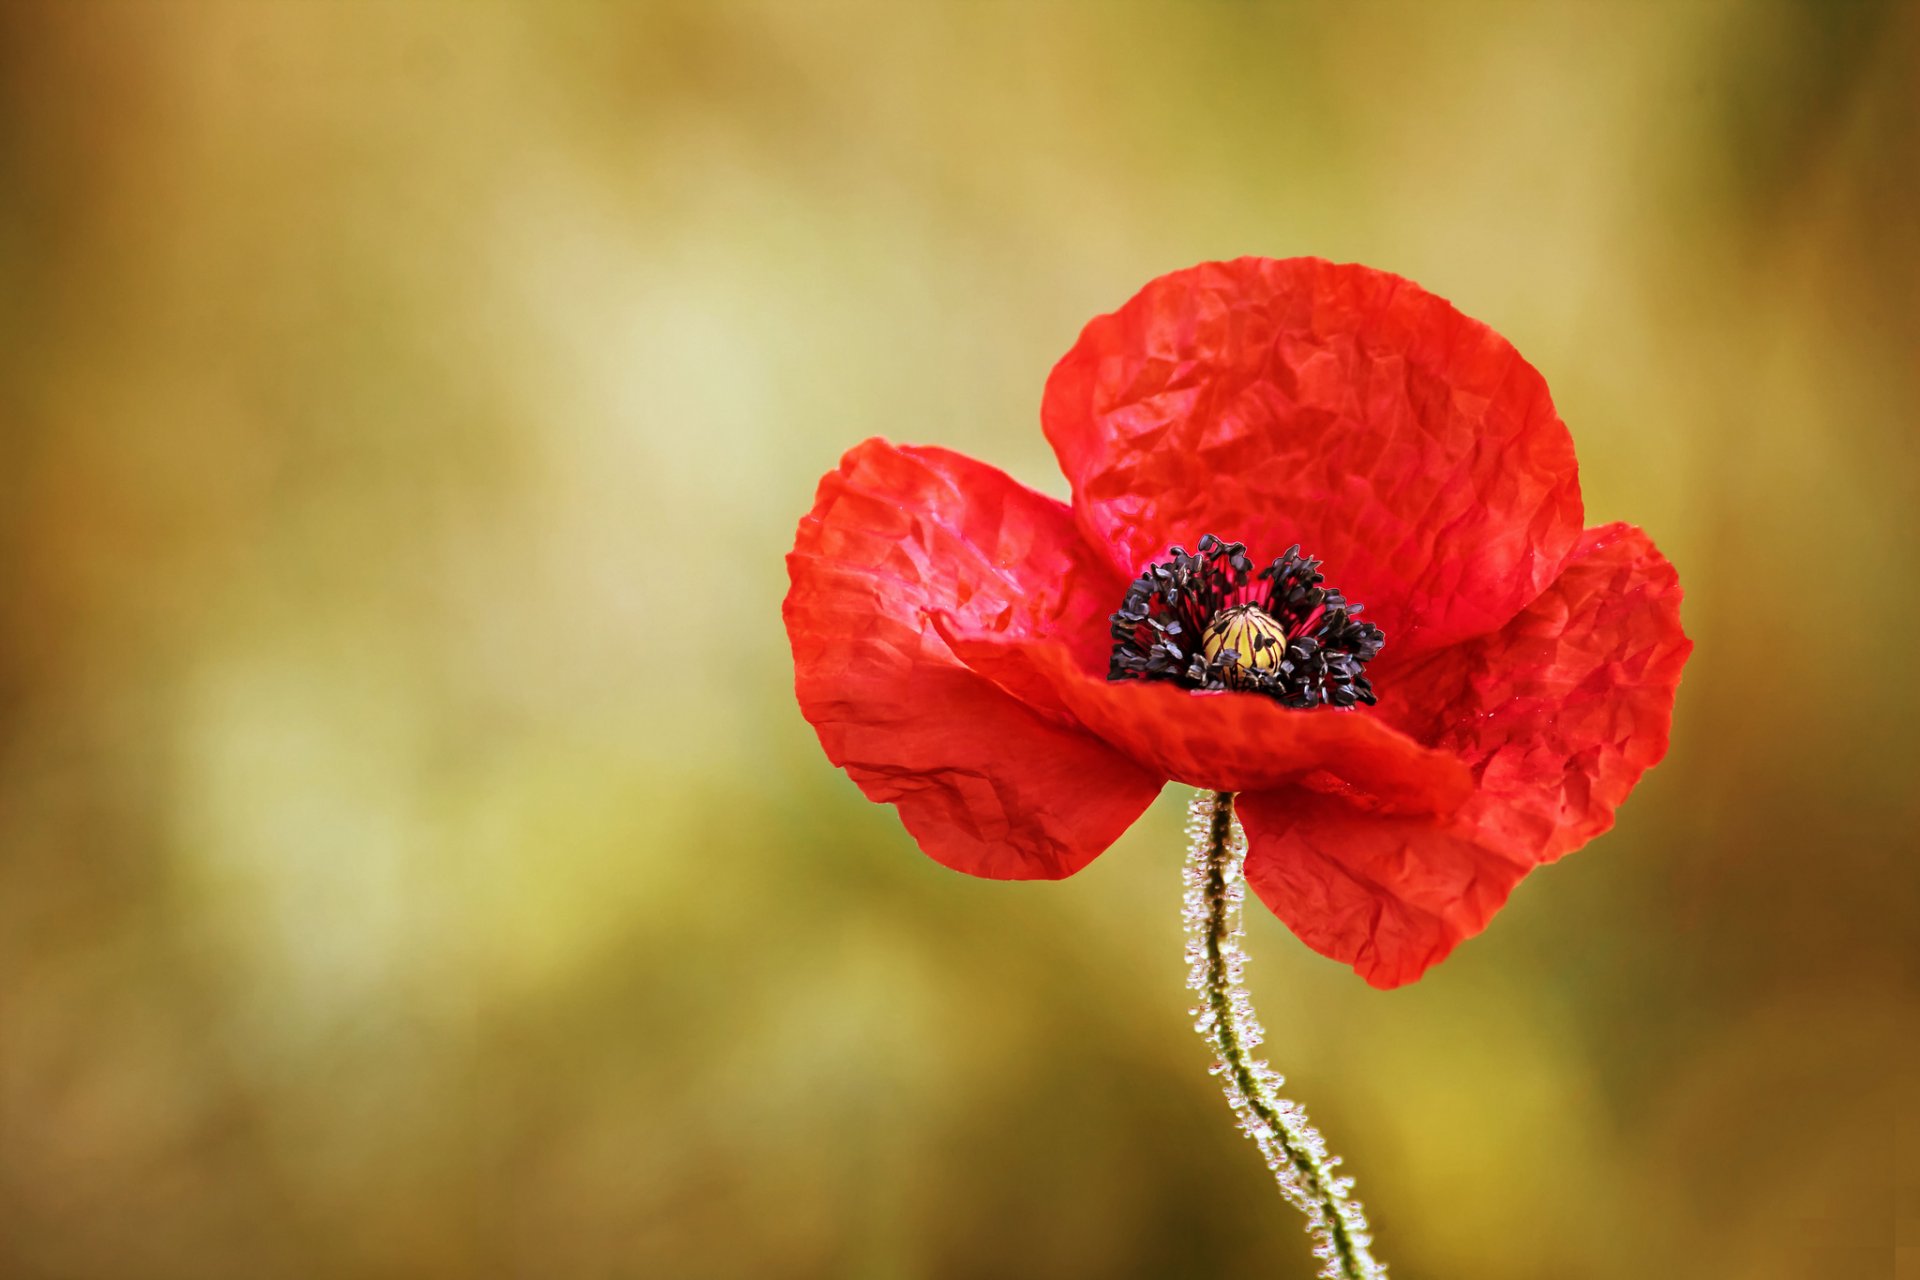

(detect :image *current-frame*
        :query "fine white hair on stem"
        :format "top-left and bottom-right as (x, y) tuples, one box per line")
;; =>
(1184, 789), (1385, 1279)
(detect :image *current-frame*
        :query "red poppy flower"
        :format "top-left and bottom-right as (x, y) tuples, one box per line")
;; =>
(785, 257), (1690, 988)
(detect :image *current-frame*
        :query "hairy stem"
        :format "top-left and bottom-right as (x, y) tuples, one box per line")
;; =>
(1183, 790), (1384, 1279)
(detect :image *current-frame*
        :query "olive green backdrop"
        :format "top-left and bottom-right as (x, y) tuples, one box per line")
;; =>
(1, 3), (1915, 1277)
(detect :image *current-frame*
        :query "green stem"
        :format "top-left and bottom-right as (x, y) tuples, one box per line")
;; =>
(1184, 790), (1383, 1279)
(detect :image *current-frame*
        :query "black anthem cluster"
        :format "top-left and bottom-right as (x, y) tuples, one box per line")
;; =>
(1106, 534), (1384, 709)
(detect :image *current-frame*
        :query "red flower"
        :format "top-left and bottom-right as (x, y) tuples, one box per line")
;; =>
(785, 258), (1690, 988)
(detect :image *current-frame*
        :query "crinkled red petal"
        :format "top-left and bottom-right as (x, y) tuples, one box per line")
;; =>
(1239, 523), (1691, 987)
(933, 622), (1471, 813)
(1238, 789), (1533, 991)
(784, 438), (1163, 879)
(1042, 257), (1586, 654)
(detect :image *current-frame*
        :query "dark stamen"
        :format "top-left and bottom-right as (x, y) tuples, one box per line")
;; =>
(1107, 534), (1384, 709)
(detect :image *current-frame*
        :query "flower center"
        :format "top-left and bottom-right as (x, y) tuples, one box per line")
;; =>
(1106, 534), (1385, 709)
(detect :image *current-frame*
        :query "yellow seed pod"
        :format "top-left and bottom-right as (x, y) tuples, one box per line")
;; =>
(1201, 604), (1290, 676)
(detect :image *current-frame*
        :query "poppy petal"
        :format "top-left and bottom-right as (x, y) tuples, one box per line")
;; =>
(785, 438), (1163, 879)
(1237, 790), (1530, 991)
(932, 624), (1472, 814)
(1239, 523), (1691, 987)
(1042, 257), (1585, 654)
(1381, 522), (1692, 863)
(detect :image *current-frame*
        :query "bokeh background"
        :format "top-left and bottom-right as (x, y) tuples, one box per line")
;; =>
(2, 3), (1916, 1277)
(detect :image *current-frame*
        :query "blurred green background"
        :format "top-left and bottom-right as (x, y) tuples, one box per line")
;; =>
(2, 3), (1916, 1277)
